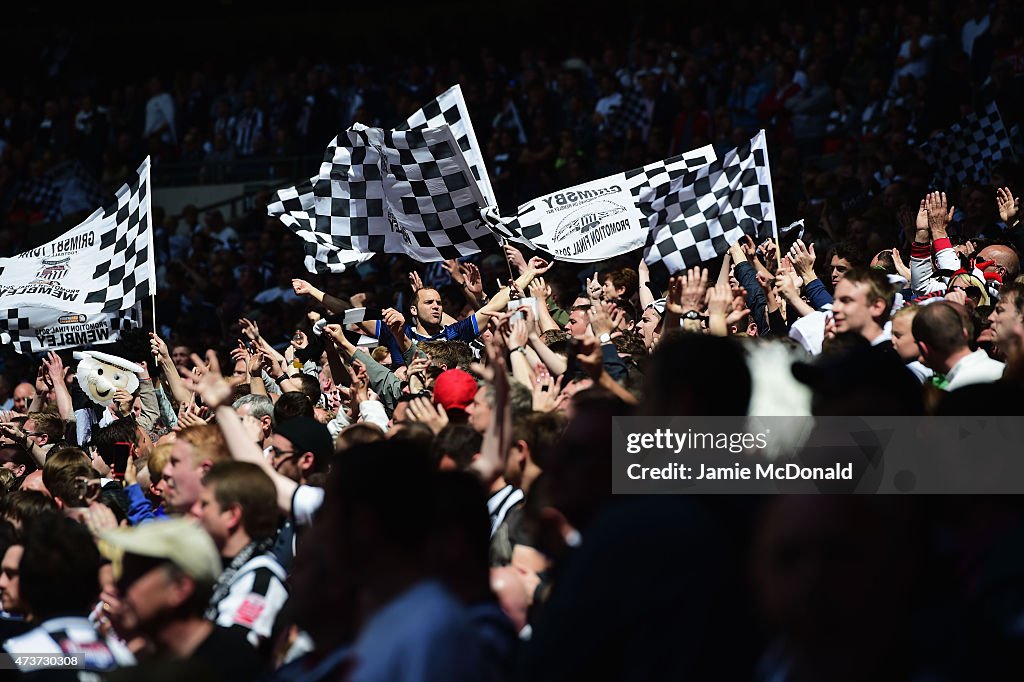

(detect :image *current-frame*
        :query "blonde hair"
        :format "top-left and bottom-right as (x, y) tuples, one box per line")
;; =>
(148, 442), (174, 483)
(891, 305), (919, 322)
(176, 425), (229, 466)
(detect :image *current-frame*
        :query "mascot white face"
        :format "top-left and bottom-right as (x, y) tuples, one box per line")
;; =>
(74, 351), (144, 406)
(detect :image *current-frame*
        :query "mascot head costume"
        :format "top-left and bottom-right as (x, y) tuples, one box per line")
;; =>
(73, 350), (145, 406)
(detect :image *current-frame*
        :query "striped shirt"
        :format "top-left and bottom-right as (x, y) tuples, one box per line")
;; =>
(234, 107), (265, 157)
(487, 485), (524, 538)
(212, 553), (289, 649)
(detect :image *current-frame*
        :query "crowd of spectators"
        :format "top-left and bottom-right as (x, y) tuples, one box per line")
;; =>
(1, 1), (1024, 680)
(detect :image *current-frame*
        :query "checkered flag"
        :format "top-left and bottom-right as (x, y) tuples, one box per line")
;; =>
(0, 309), (33, 354)
(642, 130), (776, 275)
(268, 123), (497, 270)
(80, 158), (154, 312)
(612, 88), (652, 139)
(396, 85), (496, 207)
(624, 145), (718, 192)
(18, 175), (63, 222)
(496, 144), (717, 250)
(920, 102), (1014, 187)
(17, 161), (108, 222)
(0, 303), (144, 354)
(267, 173), (377, 274)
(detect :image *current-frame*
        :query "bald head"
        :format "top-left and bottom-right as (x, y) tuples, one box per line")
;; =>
(913, 302), (968, 359)
(19, 470), (48, 495)
(978, 245), (1020, 282)
(12, 383), (35, 414)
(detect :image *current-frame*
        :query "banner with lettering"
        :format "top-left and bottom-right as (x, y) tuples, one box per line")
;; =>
(500, 145), (716, 263)
(0, 158), (153, 314)
(0, 304), (143, 354)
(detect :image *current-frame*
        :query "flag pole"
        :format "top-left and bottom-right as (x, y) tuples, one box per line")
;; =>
(757, 131), (783, 270)
(499, 237), (522, 300)
(143, 156), (158, 335)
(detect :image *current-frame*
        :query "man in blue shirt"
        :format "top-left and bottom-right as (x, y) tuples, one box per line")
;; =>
(372, 257), (553, 347)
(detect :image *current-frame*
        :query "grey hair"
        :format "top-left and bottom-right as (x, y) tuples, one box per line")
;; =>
(232, 394), (276, 427)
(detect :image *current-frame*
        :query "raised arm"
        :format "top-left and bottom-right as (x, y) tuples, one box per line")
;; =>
(181, 350), (299, 515)
(474, 257), (553, 326)
(469, 336), (511, 488)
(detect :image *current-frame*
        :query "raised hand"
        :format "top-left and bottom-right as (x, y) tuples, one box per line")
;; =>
(440, 259), (465, 284)
(239, 317), (261, 341)
(706, 281), (733, 318)
(788, 239), (817, 284)
(508, 317), (530, 350)
(925, 191), (955, 237)
(247, 349), (265, 378)
(149, 332), (170, 363)
(531, 365), (558, 412)
(529, 276), (550, 303)
(41, 351), (66, 387)
(891, 248), (911, 281)
(586, 272), (603, 301)
(112, 389), (134, 417)
(291, 330), (309, 350)
(676, 266), (710, 313)
(408, 270), (424, 293)
(588, 299), (619, 337)
(997, 186), (1020, 224)
(504, 245), (528, 275)
(458, 263), (483, 299)
(382, 308), (406, 337)
(180, 350), (232, 410)
(407, 396), (450, 434)
(291, 279), (315, 296)
(526, 256), (552, 277)
(574, 336), (605, 380)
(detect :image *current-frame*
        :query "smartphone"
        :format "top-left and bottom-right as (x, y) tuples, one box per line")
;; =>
(111, 441), (132, 478)
(507, 296), (539, 321)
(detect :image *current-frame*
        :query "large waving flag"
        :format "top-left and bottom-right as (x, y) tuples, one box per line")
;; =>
(641, 130), (777, 274)
(267, 123), (498, 272)
(495, 145), (717, 262)
(0, 159), (152, 353)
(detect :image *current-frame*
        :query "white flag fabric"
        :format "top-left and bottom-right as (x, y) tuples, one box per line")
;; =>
(497, 145), (717, 262)
(920, 102), (1014, 187)
(0, 304), (143, 355)
(0, 158), (154, 315)
(267, 123), (498, 271)
(642, 130), (777, 274)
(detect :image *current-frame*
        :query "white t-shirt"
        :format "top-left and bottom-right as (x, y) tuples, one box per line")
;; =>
(946, 349), (1005, 391)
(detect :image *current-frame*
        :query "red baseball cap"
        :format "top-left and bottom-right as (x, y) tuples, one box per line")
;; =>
(432, 369), (479, 412)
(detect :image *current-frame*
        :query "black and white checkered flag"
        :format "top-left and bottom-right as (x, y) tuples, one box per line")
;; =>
(612, 88), (652, 139)
(17, 160), (108, 223)
(268, 123), (498, 270)
(81, 158), (154, 312)
(0, 303), (143, 354)
(396, 85), (496, 207)
(497, 144), (717, 250)
(642, 130), (776, 274)
(920, 102), (1014, 187)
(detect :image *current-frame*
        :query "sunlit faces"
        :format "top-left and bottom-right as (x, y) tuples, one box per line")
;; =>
(830, 256), (852, 289)
(831, 278), (884, 337)
(890, 313), (920, 363)
(412, 288), (444, 326)
(465, 386), (492, 435)
(162, 439), (206, 514)
(988, 291), (1024, 348)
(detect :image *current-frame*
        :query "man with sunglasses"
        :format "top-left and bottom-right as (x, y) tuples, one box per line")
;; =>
(268, 416), (332, 487)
